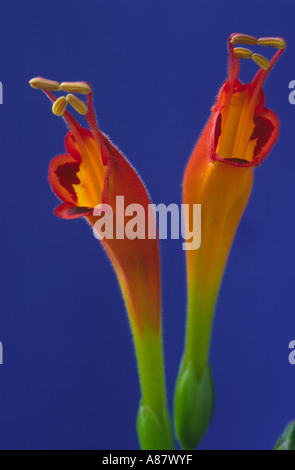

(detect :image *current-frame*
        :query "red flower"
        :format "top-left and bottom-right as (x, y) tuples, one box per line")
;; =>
(30, 77), (174, 449)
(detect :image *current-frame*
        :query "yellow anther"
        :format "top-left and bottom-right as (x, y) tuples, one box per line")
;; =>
(231, 34), (257, 45)
(29, 77), (60, 91)
(60, 81), (91, 95)
(66, 94), (88, 115)
(257, 37), (286, 50)
(252, 53), (270, 71)
(52, 96), (68, 116)
(233, 47), (253, 59)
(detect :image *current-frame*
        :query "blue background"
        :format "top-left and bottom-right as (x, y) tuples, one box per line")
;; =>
(0, 0), (294, 450)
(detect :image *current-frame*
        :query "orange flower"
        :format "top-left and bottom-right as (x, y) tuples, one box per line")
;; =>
(175, 34), (286, 450)
(30, 77), (174, 449)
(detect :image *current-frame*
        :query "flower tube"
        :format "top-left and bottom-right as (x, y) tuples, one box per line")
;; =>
(174, 34), (286, 450)
(30, 77), (174, 450)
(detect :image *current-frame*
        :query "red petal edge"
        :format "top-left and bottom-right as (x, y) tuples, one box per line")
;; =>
(54, 202), (92, 219)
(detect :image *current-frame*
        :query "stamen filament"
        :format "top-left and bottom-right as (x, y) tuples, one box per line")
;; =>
(86, 93), (107, 166)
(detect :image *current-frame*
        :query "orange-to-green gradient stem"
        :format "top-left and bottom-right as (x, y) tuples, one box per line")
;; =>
(174, 117), (254, 450)
(110, 256), (174, 450)
(87, 206), (174, 450)
(183, 161), (253, 374)
(114, 267), (174, 450)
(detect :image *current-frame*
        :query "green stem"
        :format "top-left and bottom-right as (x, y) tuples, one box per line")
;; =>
(183, 287), (218, 374)
(134, 328), (166, 414)
(133, 326), (175, 450)
(174, 286), (217, 450)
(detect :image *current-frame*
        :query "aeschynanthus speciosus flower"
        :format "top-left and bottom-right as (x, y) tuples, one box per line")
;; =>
(29, 77), (174, 450)
(174, 34), (286, 450)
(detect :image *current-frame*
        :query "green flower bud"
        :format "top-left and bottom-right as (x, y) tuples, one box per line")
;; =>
(174, 361), (214, 450)
(137, 403), (175, 450)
